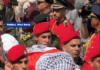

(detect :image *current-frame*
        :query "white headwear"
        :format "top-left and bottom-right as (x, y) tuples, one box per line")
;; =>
(74, 0), (84, 10)
(36, 52), (76, 70)
(28, 0), (36, 3)
(1, 34), (19, 52)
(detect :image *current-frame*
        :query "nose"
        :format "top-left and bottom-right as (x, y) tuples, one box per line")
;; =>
(75, 46), (80, 51)
(22, 62), (26, 69)
(45, 37), (49, 42)
(53, 11), (56, 15)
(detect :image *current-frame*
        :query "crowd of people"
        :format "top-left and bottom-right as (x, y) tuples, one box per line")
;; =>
(0, 0), (100, 70)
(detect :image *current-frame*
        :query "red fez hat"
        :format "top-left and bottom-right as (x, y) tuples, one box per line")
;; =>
(59, 31), (80, 46)
(33, 22), (50, 35)
(84, 34), (100, 62)
(82, 62), (94, 70)
(8, 45), (28, 62)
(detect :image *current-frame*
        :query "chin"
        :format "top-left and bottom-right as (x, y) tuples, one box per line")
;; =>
(73, 55), (79, 58)
(45, 44), (49, 47)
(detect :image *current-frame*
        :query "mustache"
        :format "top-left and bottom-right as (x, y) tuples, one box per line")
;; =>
(74, 50), (80, 53)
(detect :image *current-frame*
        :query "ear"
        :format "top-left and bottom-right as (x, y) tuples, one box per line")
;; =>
(35, 35), (38, 41)
(62, 45), (66, 51)
(94, 18), (99, 25)
(96, 19), (100, 26)
(44, 2), (47, 8)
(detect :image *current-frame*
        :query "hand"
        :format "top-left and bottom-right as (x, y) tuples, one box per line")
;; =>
(82, 18), (87, 23)
(19, 0), (28, 6)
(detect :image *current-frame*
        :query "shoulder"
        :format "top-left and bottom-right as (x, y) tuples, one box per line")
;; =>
(22, 34), (33, 42)
(63, 20), (69, 27)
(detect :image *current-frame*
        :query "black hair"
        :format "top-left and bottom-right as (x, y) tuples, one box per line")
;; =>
(91, 55), (100, 61)
(12, 55), (28, 64)
(64, 37), (80, 45)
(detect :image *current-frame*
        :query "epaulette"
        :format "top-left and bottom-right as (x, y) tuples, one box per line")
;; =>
(64, 20), (68, 27)
(83, 33), (95, 56)
(22, 34), (32, 42)
(50, 13), (54, 19)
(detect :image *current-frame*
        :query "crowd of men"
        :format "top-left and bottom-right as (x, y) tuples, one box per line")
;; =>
(0, 0), (100, 70)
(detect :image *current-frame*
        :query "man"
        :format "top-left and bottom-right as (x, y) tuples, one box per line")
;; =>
(3, 0), (18, 39)
(33, 13), (63, 50)
(0, 0), (5, 20)
(0, 34), (4, 69)
(50, 0), (74, 34)
(49, 0), (75, 49)
(83, 4), (100, 54)
(82, 4), (100, 70)
(15, 0), (38, 17)
(0, 15), (3, 34)
(82, 33), (100, 70)
(4, 45), (29, 70)
(37, 0), (53, 14)
(59, 30), (83, 68)
(33, 22), (51, 47)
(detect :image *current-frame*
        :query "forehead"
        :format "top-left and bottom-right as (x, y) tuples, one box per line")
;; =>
(53, 8), (65, 11)
(93, 56), (100, 61)
(37, 1), (45, 5)
(91, 17), (97, 21)
(16, 57), (28, 62)
(39, 32), (51, 37)
(68, 39), (81, 44)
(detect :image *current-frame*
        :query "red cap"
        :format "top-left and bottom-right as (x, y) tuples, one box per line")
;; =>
(82, 62), (94, 70)
(59, 31), (80, 46)
(8, 45), (28, 62)
(84, 34), (100, 62)
(33, 22), (50, 35)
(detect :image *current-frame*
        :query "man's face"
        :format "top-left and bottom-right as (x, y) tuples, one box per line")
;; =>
(37, 1), (46, 12)
(90, 57), (100, 70)
(63, 39), (81, 58)
(12, 57), (29, 70)
(0, 36), (3, 56)
(53, 8), (66, 21)
(35, 32), (51, 47)
(0, 21), (3, 34)
(91, 17), (100, 29)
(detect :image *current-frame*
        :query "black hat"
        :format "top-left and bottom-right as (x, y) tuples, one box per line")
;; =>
(51, 0), (74, 10)
(90, 4), (100, 18)
(37, 0), (53, 4)
(33, 14), (49, 24)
